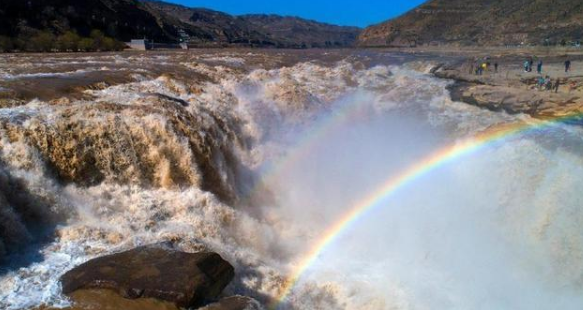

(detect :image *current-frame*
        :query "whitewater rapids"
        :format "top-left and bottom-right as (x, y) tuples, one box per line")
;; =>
(0, 50), (583, 310)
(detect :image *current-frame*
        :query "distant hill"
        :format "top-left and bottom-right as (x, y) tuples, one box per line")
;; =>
(0, 0), (176, 42)
(0, 0), (360, 48)
(142, 0), (360, 48)
(239, 14), (359, 48)
(358, 0), (583, 47)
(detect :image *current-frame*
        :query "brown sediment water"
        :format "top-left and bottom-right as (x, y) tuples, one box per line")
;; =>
(2, 49), (583, 310)
(35, 289), (179, 310)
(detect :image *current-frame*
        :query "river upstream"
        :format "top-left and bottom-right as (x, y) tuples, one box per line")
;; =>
(1, 50), (583, 310)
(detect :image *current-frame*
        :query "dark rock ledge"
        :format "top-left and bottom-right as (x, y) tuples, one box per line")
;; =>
(60, 243), (259, 309)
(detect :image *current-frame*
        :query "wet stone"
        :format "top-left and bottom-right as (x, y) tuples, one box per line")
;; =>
(60, 243), (235, 308)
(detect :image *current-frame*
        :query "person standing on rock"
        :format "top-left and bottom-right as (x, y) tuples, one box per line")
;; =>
(494, 62), (498, 73)
(537, 76), (546, 90)
(475, 63), (482, 75)
(565, 60), (572, 73)
(537, 61), (543, 74)
(524, 60), (530, 72)
(529, 59), (534, 72)
(554, 78), (561, 93)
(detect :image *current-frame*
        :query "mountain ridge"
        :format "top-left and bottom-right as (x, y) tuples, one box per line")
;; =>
(358, 0), (583, 47)
(0, 0), (360, 48)
(142, 0), (360, 48)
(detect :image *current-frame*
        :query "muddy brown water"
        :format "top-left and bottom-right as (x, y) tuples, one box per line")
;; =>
(35, 289), (179, 310)
(0, 49), (462, 103)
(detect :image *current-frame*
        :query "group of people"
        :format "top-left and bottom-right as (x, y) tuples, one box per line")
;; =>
(523, 58), (572, 73)
(523, 57), (574, 92)
(471, 58), (498, 75)
(523, 60), (546, 74)
(468, 56), (574, 93)
(536, 75), (561, 92)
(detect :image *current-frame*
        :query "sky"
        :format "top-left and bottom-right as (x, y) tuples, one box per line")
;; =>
(164, 0), (427, 28)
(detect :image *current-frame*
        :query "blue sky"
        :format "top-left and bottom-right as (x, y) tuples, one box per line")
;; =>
(164, 0), (427, 28)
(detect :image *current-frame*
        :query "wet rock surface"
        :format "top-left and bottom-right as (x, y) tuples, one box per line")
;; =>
(60, 244), (235, 308)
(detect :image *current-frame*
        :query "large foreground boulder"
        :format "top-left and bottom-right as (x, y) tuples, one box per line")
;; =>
(60, 244), (235, 308)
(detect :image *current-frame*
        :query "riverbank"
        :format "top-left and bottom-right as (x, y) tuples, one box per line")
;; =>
(408, 46), (583, 119)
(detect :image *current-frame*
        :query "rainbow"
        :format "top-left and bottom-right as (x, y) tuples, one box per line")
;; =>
(270, 113), (583, 309)
(248, 93), (369, 198)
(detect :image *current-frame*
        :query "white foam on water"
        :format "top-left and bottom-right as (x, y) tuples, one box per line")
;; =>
(0, 68), (112, 80)
(0, 56), (582, 310)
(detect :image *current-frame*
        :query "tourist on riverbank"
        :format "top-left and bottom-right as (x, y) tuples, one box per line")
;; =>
(524, 60), (530, 72)
(537, 76), (552, 91)
(554, 78), (561, 93)
(529, 59), (534, 72)
(537, 61), (543, 74)
(565, 60), (571, 72)
(544, 76), (552, 90)
(494, 62), (498, 73)
(537, 76), (546, 89)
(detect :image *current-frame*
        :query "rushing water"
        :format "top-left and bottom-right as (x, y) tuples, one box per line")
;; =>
(0, 51), (583, 310)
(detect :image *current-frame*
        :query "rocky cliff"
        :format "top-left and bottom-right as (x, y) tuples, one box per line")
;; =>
(359, 0), (583, 47)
